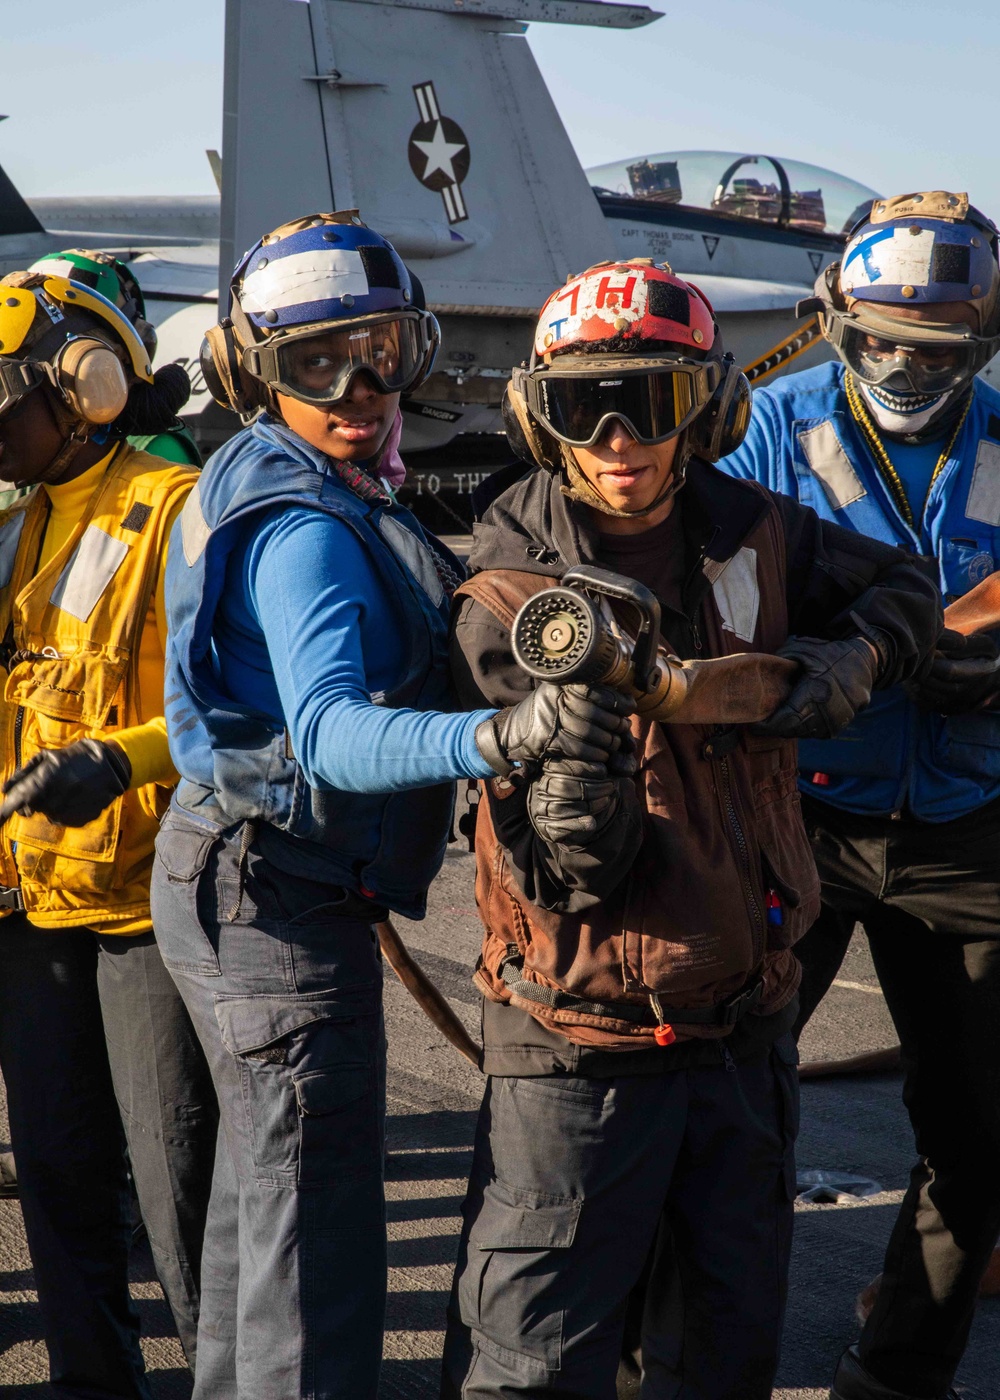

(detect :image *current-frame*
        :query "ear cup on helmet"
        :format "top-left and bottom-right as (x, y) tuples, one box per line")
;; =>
(53, 338), (129, 424)
(502, 381), (564, 473)
(202, 320), (267, 418)
(688, 355), (752, 462)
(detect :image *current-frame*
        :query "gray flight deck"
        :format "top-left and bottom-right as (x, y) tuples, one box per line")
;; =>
(1, 846), (997, 1396)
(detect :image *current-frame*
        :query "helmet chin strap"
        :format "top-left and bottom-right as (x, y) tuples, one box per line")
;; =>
(559, 436), (689, 519)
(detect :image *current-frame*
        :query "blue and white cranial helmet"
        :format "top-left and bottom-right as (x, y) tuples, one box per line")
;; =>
(234, 211), (416, 332)
(839, 190), (1000, 334)
(222, 211), (439, 410)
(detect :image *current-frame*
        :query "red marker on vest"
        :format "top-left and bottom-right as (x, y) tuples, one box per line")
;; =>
(811, 772), (830, 786)
(649, 993), (677, 1047)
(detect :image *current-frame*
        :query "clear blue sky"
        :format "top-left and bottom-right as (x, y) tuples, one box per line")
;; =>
(4, 0), (999, 213)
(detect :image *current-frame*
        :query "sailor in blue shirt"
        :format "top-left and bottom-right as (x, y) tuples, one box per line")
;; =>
(150, 213), (632, 1399)
(722, 190), (1000, 1400)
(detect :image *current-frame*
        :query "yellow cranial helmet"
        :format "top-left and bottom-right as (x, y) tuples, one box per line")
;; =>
(0, 273), (153, 428)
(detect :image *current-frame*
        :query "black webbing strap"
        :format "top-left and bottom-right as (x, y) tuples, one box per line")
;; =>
(498, 952), (763, 1028)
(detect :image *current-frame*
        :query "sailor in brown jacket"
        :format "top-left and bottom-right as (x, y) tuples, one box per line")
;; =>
(441, 262), (941, 1400)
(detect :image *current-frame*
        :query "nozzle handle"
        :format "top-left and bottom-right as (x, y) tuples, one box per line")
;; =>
(560, 565), (662, 693)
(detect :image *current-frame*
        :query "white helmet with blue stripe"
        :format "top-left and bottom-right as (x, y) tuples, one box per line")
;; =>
(799, 191), (1000, 431)
(201, 210), (439, 418)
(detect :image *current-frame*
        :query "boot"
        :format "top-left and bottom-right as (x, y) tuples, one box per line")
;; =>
(830, 1346), (958, 1400)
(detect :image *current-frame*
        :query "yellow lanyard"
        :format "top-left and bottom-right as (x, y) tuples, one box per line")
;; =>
(844, 373), (971, 532)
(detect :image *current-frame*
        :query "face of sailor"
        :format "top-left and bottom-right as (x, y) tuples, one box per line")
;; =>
(571, 419), (680, 535)
(0, 382), (103, 486)
(276, 372), (400, 463)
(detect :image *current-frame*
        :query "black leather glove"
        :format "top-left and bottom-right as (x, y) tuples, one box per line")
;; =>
(0, 739), (132, 827)
(905, 628), (1000, 715)
(475, 682), (635, 778)
(751, 636), (880, 741)
(528, 758), (628, 846)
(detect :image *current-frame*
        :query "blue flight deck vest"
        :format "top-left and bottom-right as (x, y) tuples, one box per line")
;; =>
(163, 416), (458, 917)
(722, 361), (1000, 821)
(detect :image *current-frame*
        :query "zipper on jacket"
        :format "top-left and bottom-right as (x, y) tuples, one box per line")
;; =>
(717, 749), (764, 962)
(13, 706), (23, 771)
(720, 1042), (737, 1073)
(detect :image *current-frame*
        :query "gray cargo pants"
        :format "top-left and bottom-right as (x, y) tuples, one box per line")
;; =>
(441, 1034), (799, 1400)
(152, 811), (388, 1400)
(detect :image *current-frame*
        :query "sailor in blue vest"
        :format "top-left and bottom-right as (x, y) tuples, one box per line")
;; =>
(150, 211), (633, 1399)
(722, 190), (1000, 1400)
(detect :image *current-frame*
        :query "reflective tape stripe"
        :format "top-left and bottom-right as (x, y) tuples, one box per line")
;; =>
(0, 511), (27, 590)
(379, 516), (444, 608)
(798, 421), (867, 509)
(965, 439), (1000, 527)
(712, 546), (759, 643)
(49, 526), (129, 622)
(240, 249), (369, 314)
(180, 482), (211, 566)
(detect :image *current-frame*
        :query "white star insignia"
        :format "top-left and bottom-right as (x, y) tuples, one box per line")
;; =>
(412, 120), (467, 184)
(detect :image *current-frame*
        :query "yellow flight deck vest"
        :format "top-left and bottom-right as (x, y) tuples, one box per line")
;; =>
(0, 444), (197, 928)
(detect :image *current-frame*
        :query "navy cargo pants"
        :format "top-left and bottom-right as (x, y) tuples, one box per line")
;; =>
(151, 809), (387, 1400)
(0, 915), (217, 1395)
(441, 1035), (799, 1400)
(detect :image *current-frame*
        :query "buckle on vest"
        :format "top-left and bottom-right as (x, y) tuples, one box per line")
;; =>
(716, 978), (764, 1025)
(0, 886), (25, 913)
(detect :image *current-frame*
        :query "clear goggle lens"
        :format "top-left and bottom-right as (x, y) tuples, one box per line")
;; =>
(273, 317), (428, 404)
(526, 363), (716, 447)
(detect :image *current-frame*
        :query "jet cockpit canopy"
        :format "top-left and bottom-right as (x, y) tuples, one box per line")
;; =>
(587, 151), (880, 238)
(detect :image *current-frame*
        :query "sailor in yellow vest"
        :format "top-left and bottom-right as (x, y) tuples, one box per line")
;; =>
(0, 271), (217, 1395)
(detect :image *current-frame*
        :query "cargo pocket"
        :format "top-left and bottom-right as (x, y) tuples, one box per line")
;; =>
(214, 991), (382, 1188)
(153, 809), (226, 975)
(772, 1033), (800, 1201)
(460, 1176), (582, 1377)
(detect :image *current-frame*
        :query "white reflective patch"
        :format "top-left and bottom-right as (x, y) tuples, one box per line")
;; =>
(713, 546), (759, 644)
(965, 440), (1000, 527)
(32, 258), (77, 281)
(180, 482), (211, 566)
(240, 249), (369, 314)
(841, 226), (935, 291)
(379, 516), (444, 609)
(798, 421), (868, 509)
(0, 510), (27, 590)
(49, 526), (128, 622)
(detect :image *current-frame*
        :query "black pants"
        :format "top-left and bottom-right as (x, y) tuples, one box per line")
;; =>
(442, 1037), (799, 1400)
(0, 915), (218, 1395)
(796, 795), (1000, 1398)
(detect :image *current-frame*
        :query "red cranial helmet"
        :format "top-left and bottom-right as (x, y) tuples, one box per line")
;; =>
(534, 260), (719, 360)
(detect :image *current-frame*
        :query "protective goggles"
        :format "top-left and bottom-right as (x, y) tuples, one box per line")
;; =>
(0, 357), (45, 422)
(826, 309), (1000, 397)
(241, 310), (439, 406)
(514, 357), (721, 448)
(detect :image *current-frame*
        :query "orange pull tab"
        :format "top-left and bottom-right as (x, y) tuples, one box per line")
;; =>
(649, 993), (676, 1047)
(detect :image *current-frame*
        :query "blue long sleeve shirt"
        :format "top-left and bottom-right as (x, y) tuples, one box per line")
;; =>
(213, 503), (494, 795)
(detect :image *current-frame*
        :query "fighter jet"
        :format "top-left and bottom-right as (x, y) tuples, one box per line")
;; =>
(0, 8), (906, 523)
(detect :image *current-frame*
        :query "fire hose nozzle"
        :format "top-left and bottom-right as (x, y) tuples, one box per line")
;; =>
(510, 566), (798, 727)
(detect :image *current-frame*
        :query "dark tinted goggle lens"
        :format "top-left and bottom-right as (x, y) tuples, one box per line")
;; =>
(0, 359), (44, 421)
(275, 318), (425, 403)
(536, 369), (703, 446)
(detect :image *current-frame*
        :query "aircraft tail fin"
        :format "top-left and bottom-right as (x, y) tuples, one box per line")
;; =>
(0, 122), (44, 238)
(221, 0), (653, 314)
